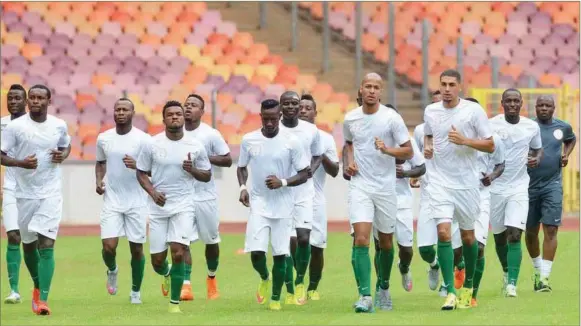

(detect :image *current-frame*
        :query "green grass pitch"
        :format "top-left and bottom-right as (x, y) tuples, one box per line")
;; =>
(1, 231), (579, 325)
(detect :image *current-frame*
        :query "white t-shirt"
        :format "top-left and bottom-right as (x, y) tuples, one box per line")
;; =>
(396, 137), (425, 209)
(0, 113), (71, 199)
(136, 132), (211, 216)
(184, 123), (230, 201)
(489, 115), (542, 194)
(279, 119), (324, 201)
(413, 123), (430, 189)
(423, 99), (493, 189)
(96, 127), (151, 211)
(238, 129), (310, 219)
(342, 105), (410, 194)
(313, 129), (339, 207)
(1, 115), (23, 191)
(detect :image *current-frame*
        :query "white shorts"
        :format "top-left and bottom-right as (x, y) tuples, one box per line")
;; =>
(100, 206), (147, 243)
(149, 211), (194, 254)
(348, 187), (397, 235)
(310, 204), (327, 249)
(373, 208), (413, 247)
(476, 189), (491, 245)
(429, 184), (480, 231)
(190, 199), (220, 245)
(244, 214), (293, 256)
(2, 190), (18, 232)
(490, 191), (528, 234)
(17, 196), (63, 244)
(417, 188), (461, 249)
(292, 198), (313, 231)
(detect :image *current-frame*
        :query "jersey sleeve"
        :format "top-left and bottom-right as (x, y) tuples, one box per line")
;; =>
(423, 109), (433, 136)
(311, 128), (325, 156)
(392, 114), (411, 146)
(0, 123), (17, 154)
(290, 137), (310, 172)
(473, 108), (493, 139)
(413, 126), (423, 151)
(409, 138), (425, 167)
(96, 134), (106, 162)
(324, 134), (339, 163)
(530, 124), (543, 150)
(210, 129), (231, 156)
(237, 137), (250, 168)
(136, 139), (153, 172)
(57, 121), (71, 148)
(193, 145), (212, 171)
(342, 119), (353, 142)
(562, 121), (576, 141)
(490, 135), (505, 166)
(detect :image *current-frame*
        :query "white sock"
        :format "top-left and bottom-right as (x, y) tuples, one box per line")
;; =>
(208, 270), (216, 277)
(532, 255), (542, 272)
(541, 260), (552, 279)
(131, 290), (140, 296)
(430, 257), (438, 268)
(183, 280), (191, 285)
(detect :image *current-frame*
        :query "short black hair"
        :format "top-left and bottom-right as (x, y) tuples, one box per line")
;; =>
(432, 90), (441, 96)
(185, 93), (205, 110)
(440, 69), (462, 83)
(261, 99), (279, 112)
(162, 100), (183, 117)
(9, 84), (26, 97)
(300, 94), (316, 110)
(115, 97), (134, 109)
(502, 88), (522, 100)
(464, 97), (479, 104)
(280, 91), (299, 102)
(28, 84), (51, 99)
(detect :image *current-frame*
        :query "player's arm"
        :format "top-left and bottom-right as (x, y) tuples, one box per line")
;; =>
(452, 109), (495, 153)
(50, 123), (72, 163)
(209, 131), (233, 167)
(375, 115), (413, 160)
(402, 163), (425, 178)
(400, 138), (425, 178)
(95, 136), (107, 195)
(309, 130), (324, 176)
(187, 147), (212, 182)
(562, 123), (577, 167)
(286, 167), (309, 186)
(341, 143), (351, 180)
(527, 124), (544, 168)
(209, 153), (232, 167)
(237, 139), (251, 207)
(0, 125), (37, 169)
(322, 154), (339, 178)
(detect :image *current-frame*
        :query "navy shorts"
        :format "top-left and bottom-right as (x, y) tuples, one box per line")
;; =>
(527, 187), (563, 229)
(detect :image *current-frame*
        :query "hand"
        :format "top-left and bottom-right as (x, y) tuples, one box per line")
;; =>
(343, 172), (352, 181)
(480, 172), (492, 187)
(182, 153), (193, 173)
(19, 154), (38, 169)
(150, 191), (166, 207)
(345, 160), (358, 177)
(374, 137), (390, 155)
(96, 181), (106, 195)
(306, 166), (313, 178)
(448, 125), (466, 145)
(410, 178), (420, 188)
(561, 154), (569, 167)
(396, 164), (405, 179)
(50, 149), (65, 164)
(122, 154), (136, 169)
(239, 189), (250, 207)
(527, 155), (540, 168)
(265, 175), (283, 189)
(424, 145), (433, 159)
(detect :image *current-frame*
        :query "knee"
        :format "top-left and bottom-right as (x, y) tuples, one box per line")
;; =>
(296, 229), (310, 247)
(477, 243), (485, 259)
(460, 230), (475, 245)
(506, 228), (522, 243)
(353, 234), (370, 247)
(169, 244), (186, 263)
(378, 234), (393, 250)
(250, 251), (265, 262)
(544, 226), (558, 241)
(129, 243), (143, 259)
(525, 228), (539, 241)
(6, 231), (21, 245)
(37, 236), (54, 250)
(437, 229), (451, 242)
(102, 243), (117, 256)
(311, 246), (323, 257)
(150, 255), (165, 269)
(399, 245), (413, 257)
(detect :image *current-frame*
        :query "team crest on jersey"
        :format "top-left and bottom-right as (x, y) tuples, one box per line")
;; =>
(553, 129), (563, 140)
(496, 129), (509, 140)
(152, 144), (167, 160)
(249, 144), (262, 156)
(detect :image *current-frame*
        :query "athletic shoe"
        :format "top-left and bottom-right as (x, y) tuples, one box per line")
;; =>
(36, 301), (51, 316)
(428, 267), (440, 291)
(4, 291), (21, 304)
(268, 300), (282, 311)
(107, 267), (118, 295)
(438, 284), (448, 297)
(161, 273), (170, 297)
(180, 283), (194, 301)
(471, 297), (478, 307)
(456, 288), (473, 309)
(400, 265), (413, 292)
(206, 277), (219, 300)
(307, 290), (320, 301)
(505, 284), (517, 297)
(454, 267), (465, 290)
(376, 288), (393, 311)
(533, 272), (542, 292)
(295, 284), (307, 305)
(31, 288), (40, 314)
(256, 275), (271, 304)
(354, 295), (374, 313)
(441, 293), (457, 310)
(501, 272), (508, 294)
(130, 291), (142, 304)
(537, 278), (552, 293)
(168, 303), (181, 313)
(285, 293), (297, 305)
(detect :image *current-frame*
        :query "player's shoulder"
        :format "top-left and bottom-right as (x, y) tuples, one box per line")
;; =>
(282, 130), (302, 147)
(424, 101), (444, 113)
(0, 115), (12, 125)
(413, 123), (425, 134)
(317, 128), (333, 141)
(241, 129), (262, 143)
(551, 118), (572, 129)
(46, 114), (67, 126)
(489, 114), (504, 123)
(298, 119), (318, 133)
(344, 106), (363, 121)
(519, 116), (540, 130)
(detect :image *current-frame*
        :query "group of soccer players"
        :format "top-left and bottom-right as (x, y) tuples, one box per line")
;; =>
(0, 67), (576, 315)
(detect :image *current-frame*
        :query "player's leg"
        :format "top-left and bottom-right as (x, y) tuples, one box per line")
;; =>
(17, 198), (41, 314)
(244, 213), (271, 304)
(165, 211), (194, 312)
(293, 199), (313, 304)
(451, 222), (465, 290)
(373, 192), (398, 311)
(373, 229), (380, 293)
(268, 218), (293, 310)
(537, 189), (562, 292)
(503, 191), (529, 297)
(3, 190), (21, 303)
(490, 193), (509, 286)
(182, 220), (199, 301)
(100, 207), (124, 295)
(194, 199), (221, 299)
(285, 229), (296, 303)
(524, 196), (543, 291)
(471, 242), (486, 307)
(149, 216), (171, 298)
(307, 204), (327, 300)
(417, 207), (441, 292)
(396, 208), (414, 292)
(125, 206), (147, 304)
(471, 189), (490, 307)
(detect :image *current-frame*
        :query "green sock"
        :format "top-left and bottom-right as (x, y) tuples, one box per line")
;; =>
(374, 248), (380, 291)
(285, 255), (295, 294)
(23, 249), (39, 289)
(101, 249), (117, 272)
(351, 248), (360, 291)
(456, 257), (465, 270)
(154, 260), (170, 276)
(169, 262), (185, 303)
(38, 248), (55, 301)
(462, 242), (478, 288)
(379, 247), (394, 290)
(6, 244), (21, 293)
(271, 256), (286, 301)
(495, 242), (508, 273)
(294, 244), (311, 285)
(437, 241), (456, 295)
(353, 246), (371, 296)
(472, 256), (485, 298)
(184, 262), (192, 281)
(207, 257), (218, 278)
(507, 241), (522, 285)
(419, 246), (439, 269)
(131, 256), (145, 292)
(251, 254), (269, 280)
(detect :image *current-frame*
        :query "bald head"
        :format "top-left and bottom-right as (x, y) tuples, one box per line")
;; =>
(360, 73), (383, 108)
(361, 73), (383, 86)
(536, 95), (554, 106)
(535, 95), (555, 122)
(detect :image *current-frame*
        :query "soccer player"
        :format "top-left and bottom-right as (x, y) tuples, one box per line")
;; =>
(423, 69), (495, 310)
(95, 98), (150, 304)
(1, 84), (72, 315)
(488, 89), (543, 298)
(344, 73), (413, 313)
(297, 94), (340, 300)
(2, 84), (27, 304)
(136, 100), (211, 313)
(181, 93), (232, 301)
(279, 91), (324, 305)
(525, 95), (576, 292)
(237, 99), (310, 311)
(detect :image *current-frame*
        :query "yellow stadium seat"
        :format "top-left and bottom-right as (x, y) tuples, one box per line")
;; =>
(180, 44), (201, 62)
(210, 64), (232, 81)
(295, 74), (317, 93)
(233, 64), (254, 80)
(3, 33), (24, 49)
(255, 65), (278, 82)
(77, 23), (100, 38)
(195, 56), (216, 70)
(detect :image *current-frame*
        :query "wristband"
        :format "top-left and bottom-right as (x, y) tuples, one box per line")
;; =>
(281, 179), (288, 187)
(240, 184), (247, 192)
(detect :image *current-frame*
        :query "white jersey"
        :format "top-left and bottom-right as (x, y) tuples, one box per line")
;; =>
(136, 132), (211, 216)
(413, 123), (430, 189)
(184, 123), (230, 201)
(489, 115), (542, 194)
(395, 137), (425, 209)
(1, 115), (23, 191)
(313, 129), (339, 207)
(279, 119), (324, 201)
(0, 113), (71, 199)
(238, 129), (310, 219)
(423, 98), (493, 189)
(96, 127), (151, 211)
(343, 105), (410, 194)
(478, 133), (506, 191)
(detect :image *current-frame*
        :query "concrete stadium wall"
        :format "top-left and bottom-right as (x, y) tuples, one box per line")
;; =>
(60, 162), (421, 224)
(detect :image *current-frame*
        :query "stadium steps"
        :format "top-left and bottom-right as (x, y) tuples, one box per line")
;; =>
(207, 1), (424, 127)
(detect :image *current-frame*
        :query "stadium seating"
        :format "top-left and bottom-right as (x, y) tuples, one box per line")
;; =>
(298, 2), (580, 91)
(0, 2), (357, 160)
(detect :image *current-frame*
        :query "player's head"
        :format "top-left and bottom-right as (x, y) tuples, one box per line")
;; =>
(299, 94), (317, 124)
(280, 91), (300, 121)
(162, 100), (185, 132)
(464, 97), (479, 104)
(535, 95), (555, 122)
(439, 69), (462, 104)
(27, 84), (51, 114)
(183, 93), (205, 123)
(501, 88), (523, 119)
(7, 84), (27, 116)
(113, 97), (134, 125)
(431, 90), (442, 103)
(356, 90), (363, 106)
(359, 73), (383, 106)
(260, 99), (281, 136)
